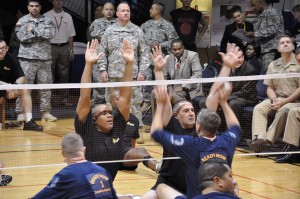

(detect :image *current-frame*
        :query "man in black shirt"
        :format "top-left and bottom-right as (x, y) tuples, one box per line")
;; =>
(170, 0), (208, 52)
(75, 39), (134, 181)
(0, 39), (42, 131)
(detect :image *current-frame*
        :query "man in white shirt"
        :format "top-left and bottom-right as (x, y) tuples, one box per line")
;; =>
(44, 0), (76, 107)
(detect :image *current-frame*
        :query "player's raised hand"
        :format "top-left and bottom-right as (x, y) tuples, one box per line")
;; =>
(219, 43), (243, 68)
(151, 45), (169, 72)
(85, 39), (103, 64)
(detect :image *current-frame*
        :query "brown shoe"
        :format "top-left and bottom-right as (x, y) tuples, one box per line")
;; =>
(248, 139), (272, 153)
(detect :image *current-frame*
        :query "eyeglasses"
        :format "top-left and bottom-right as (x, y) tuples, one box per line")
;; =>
(94, 110), (113, 120)
(0, 46), (7, 51)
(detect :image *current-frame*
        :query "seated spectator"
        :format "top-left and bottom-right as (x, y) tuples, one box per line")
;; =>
(31, 133), (118, 198)
(247, 35), (300, 153)
(164, 39), (204, 113)
(0, 160), (12, 186)
(109, 90), (161, 172)
(245, 43), (262, 74)
(149, 43), (241, 198)
(220, 5), (253, 53)
(0, 39), (42, 131)
(275, 48), (300, 163)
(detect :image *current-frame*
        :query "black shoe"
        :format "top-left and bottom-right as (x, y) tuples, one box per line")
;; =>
(275, 154), (294, 163)
(23, 119), (43, 131)
(0, 174), (12, 186)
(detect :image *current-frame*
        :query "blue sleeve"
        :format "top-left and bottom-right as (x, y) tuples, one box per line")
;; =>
(32, 173), (74, 199)
(226, 125), (241, 146)
(152, 130), (199, 162)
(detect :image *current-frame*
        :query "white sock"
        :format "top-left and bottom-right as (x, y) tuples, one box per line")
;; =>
(25, 113), (32, 122)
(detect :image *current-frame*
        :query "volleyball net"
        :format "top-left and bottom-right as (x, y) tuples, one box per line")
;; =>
(1, 73), (300, 171)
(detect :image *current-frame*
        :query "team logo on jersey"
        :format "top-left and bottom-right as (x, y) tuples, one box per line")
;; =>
(170, 135), (184, 146)
(48, 176), (59, 188)
(127, 122), (134, 126)
(3, 66), (10, 70)
(112, 138), (119, 144)
(229, 132), (236, 139)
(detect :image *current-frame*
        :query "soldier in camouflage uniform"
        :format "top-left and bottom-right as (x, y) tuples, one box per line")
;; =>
(89, 2), (117, 105)
(246, 0), (284, 74)
(140, 2), (178, 115)
(96, 2), (150, 128)
(15, 0), (57, 121)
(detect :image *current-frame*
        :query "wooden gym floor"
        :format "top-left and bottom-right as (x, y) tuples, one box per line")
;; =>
(0, 119), (300, 199)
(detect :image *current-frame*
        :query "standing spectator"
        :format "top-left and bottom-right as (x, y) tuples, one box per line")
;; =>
(0, 39), (43, 131)
(31, 133), (118, 198)
(163, 39), (204, 113)
(247, 36), (300, 153)
(89, 2), (117, 42)
(89, 2), (117, 105)
(96, 2), (150, 130)
(94, 4), (104, 19)
(86, 4), (104, 42)
(292, 4), (300, 48)
(170, 0), (208, 52)
(44, 0), (76, 107)
(9, 10), (24, 59)
(141, 2), (178, 58)
(220, 6), (254, 53)
(140, 2), (178, 120)
(246, 0), (284, 73)
(15, 0), (57, 122)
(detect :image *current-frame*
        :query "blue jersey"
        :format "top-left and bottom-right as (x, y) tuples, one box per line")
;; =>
(192, 192), (240, 199)
(32, 161), (117, 199)
(152, 125), (240, 198)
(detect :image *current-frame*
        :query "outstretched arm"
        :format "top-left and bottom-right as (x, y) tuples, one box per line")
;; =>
(76, 40), (102, 121)
(150, 84), (169, 134)
(206, 43), (243, 111)
(151, 46), (172, 126)
(218, 83), (240, 128)
(118, 39), (134, 122)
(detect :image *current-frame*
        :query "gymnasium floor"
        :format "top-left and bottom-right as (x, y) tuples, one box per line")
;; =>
(0, 118), (300, 199)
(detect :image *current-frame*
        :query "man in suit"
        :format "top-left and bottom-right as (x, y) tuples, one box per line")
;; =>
(163, 39), (204, 112)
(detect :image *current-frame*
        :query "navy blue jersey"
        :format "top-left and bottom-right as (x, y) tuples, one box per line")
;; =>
(152, 125), (240, 198)
(32, 161), (117, 199)
(192, 192), (240, 199)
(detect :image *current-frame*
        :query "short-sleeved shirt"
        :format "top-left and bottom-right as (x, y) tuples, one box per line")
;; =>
(264, 55), (300, 101)
(152, 125), (241, 198)
(152, 116), (197, 194)
(170, 8), (202, 51)
(0, 53), (24, 84)
(43, 10), (76, 44)
(32, 161), (117, 199)
(192, 192), (240, 199)
(74, 109), (127, 181)
(121, 113), (139, 156)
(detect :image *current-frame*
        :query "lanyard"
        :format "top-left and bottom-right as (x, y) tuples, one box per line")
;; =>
(236, 22), (246, 31)
(53, 13), (63, 31)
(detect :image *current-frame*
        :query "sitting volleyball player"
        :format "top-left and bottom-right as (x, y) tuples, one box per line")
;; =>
(32, 133), (118, 198)
(0, 39), (42, 131)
